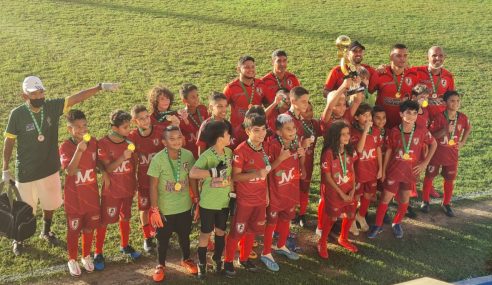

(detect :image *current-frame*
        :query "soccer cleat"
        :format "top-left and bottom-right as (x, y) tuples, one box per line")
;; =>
(143, 238), (156, 253)
(152, 265), (165, 282)
(392, 223), (404, 239)
(214, 260), (223, 274)
(430, 187), (441, 198)
(317, 241), (328, 259)
(367, 225), (383, 239)
(355, 214), (369, 232)
(93, 254), (105, 271)
(299, 215), (307, 228)
(405, 205), (417, 218)
(67, 259), (82, 277)
(81, 255), (95, 273)
(40, 232), (61, 247)
(274, 247), (300, 260)
(337, 238), (358, 253)
(12, 240), (23, 256)
(181, 259), (198, 275)
(442, 204), (455, 217)
(260, 255), (280, 272)
(197, 263), (206, 279)
(120, 245), (142, 260)
(420, 201), (430, 213)
(291, 214), (300, 225)
(239, 259), (258, 272)
(349, 220), (360, 236)
(223, 262), (236, 278)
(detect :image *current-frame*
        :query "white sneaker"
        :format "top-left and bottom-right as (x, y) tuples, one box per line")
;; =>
(68, 259), (81, 277)
(349, 220), (360, 236)
(81, 255), (95, 273)
(315, 227), (322, 237)
(356, 214), (370, 232)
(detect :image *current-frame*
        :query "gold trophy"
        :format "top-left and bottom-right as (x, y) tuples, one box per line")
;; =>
(335, 35), (365, 95)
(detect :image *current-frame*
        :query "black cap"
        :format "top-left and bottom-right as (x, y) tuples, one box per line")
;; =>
(348, 41), (365, 51)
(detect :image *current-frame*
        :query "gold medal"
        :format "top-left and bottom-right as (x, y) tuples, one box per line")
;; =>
(174, 182), (182, 191)
(422, 100), (429, 108)
(37, 134), (45, 142)
(128, 143), (136, 151)
(395, 92), (401, 98)
(83, 133), (91, 142)
(402, 153), (410, 160)
(222, 180), (228, 186)
(448, 139), (456, 146)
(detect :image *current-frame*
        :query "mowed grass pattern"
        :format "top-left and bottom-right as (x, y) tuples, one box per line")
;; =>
(0, 0), (491, 284)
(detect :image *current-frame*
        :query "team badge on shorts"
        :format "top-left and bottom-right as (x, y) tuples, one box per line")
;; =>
(70, 218), (80, 230)
(236, 223), (245, 234)
(107, 207), (117, 217)
(387, 179), (395, 185)
(427, 165), (436, 173)
(140, 197), (148, 207)
(270, 211), (277, 218)
(257, 220), (266, 226)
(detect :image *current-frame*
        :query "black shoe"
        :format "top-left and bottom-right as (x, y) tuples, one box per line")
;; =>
(442, 204), (455, 217)
(420, 201), (430, 213)
(405, 206), (417, 219)
(12, 240), (23, 256)
(214, 260), (223, 274)
(239, 259), (258, 272)
(39, 232), (60, 247)
(291, 214), (300, 225)
(143, 238), (156, 253)
(197, 263), (206, 279)
(224, 262), (236, 278)
(383, 213), (391, 225)
(299, 215), (307, 228)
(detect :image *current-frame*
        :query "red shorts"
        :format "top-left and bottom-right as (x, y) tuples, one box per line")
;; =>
(356, 180), (378, 196)
(66, 212), (100, 234)
(384, 179), (412, 195)
(137, 188), (151, 211)
(426, 164), (458, 181)
(324, 199), (356, 219)
(266, 204), (296, 225)
(101, 195), (133, 225)
(229, 204), (266, 239)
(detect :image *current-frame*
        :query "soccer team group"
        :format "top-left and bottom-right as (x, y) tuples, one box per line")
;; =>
(2, 41), (472, 281)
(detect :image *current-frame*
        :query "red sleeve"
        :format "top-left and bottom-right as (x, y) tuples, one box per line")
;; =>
(223, 83), (232, 102)
(233, 147), (245, 171)
(59, 141), (73, 169)
(324, 67), (340, 92)
(321, 150), (332, 174)
(97, 139), (109, 161)
(424, 130), (435, 145)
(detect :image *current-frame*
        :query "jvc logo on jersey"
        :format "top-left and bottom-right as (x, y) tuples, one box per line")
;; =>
(114, 160), (131, 173)
(139, 153), (156, 165)
(278, 168), (296, 185)
(75, 169), (96, 185)
(360, 149), (376, 160)
(187, 133), (197, 143)
(397, 150), (414, 160)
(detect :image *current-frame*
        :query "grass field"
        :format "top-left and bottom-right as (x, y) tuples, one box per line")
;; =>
(0, 0), (491, 284)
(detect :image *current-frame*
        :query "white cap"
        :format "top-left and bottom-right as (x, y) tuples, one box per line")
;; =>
(22, 76), (45, 94)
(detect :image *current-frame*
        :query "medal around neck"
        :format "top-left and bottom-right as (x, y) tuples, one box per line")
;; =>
(83, 134), (91, 142)
(38, 134), (45, 142)
(174, 182), (182, 191)
(128, 143), (136, 151)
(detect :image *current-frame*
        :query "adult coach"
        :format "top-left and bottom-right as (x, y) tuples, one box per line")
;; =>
(373, 44), (418, 129)
(414, 46), (454, 118)
(261, 50), (301, 105)
(323, 40), (378, 97)
(2, 76), (119, 255)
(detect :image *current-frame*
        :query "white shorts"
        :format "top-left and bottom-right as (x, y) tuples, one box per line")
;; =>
(16, 172), (63, 214)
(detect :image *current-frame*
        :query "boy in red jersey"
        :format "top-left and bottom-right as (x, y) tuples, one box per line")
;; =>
(261, 114), (304, 271)
(148, 86), (181, 127)
(223, 114), (270, 277)
(128, 105), (165, 253)
(59, 110), (102, 277)
(178, 83), (209, 159)
(223, 55), (266, 127)
(265, 88), (290, 132)
(94, 110), (141, 271)
(421, 91), (471, 217)
(261, 50), (301, 105)
(350, 104), (382, 235)
(368, 100), (437, 239)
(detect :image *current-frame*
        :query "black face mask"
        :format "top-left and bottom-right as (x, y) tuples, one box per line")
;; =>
(29, 98), (45, 108)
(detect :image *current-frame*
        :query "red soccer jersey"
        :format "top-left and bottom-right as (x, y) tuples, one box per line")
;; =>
(429, 111), (470, 166)
(265, 138), (301, 209)
(266, 107), (281, 133)
(415, 66), (455, 117)
(150, 110), (178, 128)
(324, 64), (379, 95)
(195, 117), (233, 152)
(60, 138), (100, 215)
(374, 66), (418, 129)
(231, 124), (248, 149)
(350, 126), (381, 183)
(128, 125), (165, 191)
(232, 141), (269, 207)
(224, 78), (266, 127)
(98, 136), (137, 199)
(261, 71), (301, 105)
(321, 110), (353, 139)
(302, 119), (323, 175)
(320, 149), (358, 208)
(416, 108), (430, 129)
(385, 125), (435, 183)
(179, 105), (209, 158)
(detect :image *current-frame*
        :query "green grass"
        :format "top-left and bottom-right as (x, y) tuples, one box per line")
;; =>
(0, 0), (491, 284)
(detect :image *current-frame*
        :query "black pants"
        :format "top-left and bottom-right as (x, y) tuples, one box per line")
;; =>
(155, 209), (192, 266)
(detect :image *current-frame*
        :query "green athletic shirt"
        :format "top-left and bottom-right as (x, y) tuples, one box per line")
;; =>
(5, 98), (68, 183)
(147, 148), (195, 215)
(193, 147), (232, 210)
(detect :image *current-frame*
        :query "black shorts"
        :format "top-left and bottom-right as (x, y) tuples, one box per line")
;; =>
(199, 207), (229, 233)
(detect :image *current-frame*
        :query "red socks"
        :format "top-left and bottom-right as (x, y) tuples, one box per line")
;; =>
(239, 233), (255, 262)
(299, 191), (309, 216)
(119, 220), (130, 248)
(422, 177), (434, 202)
(225, 235), (238, 262)
(393, 202), (409, 224)
(375, 203), (389, 227)
(67, 229), (79, 260)
(142, 224), (153, 239)
(82, 231), (94, 257)
(95, 226), (107, 255)
(317, 198), (325, 230)
(358, 196), (371, 217)
(443, 180), (454, 205)
(320, 219), (335, 242)
(276, 219), (290, 249)
(262, 224), (276, 255)
(340, 217), (355, 241)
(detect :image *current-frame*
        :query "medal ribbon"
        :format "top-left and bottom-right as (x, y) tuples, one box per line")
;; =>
(399, 124), (415, 156)
(274, 72), (287, 89)
(391, 70), (405, 95)
(427, 69), (442, 95)
(164, 148), (181, 183)
(444, 111), (459, 141)
(277, 134), (298, 151)
(110, 131), (133, 145)
(301, 120), (314, 137)
(239, 80), (255, 107)
(157, 110), (174, 123)
(187, 108), (203, 128)
(338, 151), (347, 178)
(247, 139), (270, 168)
(210, 147), (229, 166)
(25, 104), (44, 137)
